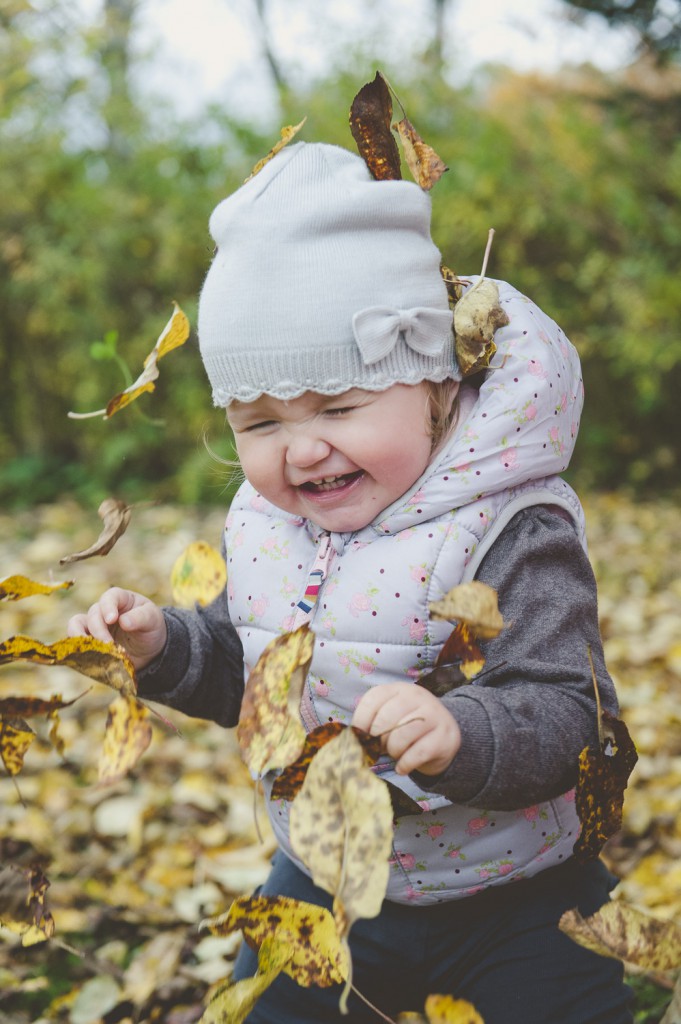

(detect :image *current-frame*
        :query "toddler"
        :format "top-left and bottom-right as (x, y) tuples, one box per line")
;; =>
(69, 142), (633, 1023)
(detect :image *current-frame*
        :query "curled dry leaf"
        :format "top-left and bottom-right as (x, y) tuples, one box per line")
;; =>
(60, 498), (132, 564)
(0, 864), (55, 946)
(0, 634), (137, 697)
(170, 540), (227, 609)
(349, 71), (401, 182)
(453, 278), (509, 377)
(289, 727), (393, 940)
(0, 576), (74, 602)
(441, 263), (466, 309)
(68, 302), (190, 420)
(429, 581), (505, 639)
(394, 117), (448, 190)
(0, 691), (87, 719)
(202, 894), (349, 988)
(574, 711), (638, 862)
(245, 118), (307, 183)
(0, 716), (35, 776)
(98, 694), (153, 785)
(559, 901), (681, 973)
(236, 625), (314, 777)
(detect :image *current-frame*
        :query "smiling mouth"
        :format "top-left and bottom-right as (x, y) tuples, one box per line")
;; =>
(299, 471), (363, 494)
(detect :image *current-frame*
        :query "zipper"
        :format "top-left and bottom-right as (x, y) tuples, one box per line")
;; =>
(292, 533), (333, 730)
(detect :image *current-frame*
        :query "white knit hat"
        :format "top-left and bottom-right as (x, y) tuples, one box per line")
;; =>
(198, 141), (459, 406)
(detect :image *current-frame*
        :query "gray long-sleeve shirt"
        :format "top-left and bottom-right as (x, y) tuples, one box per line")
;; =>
(139, 505), (616, 811)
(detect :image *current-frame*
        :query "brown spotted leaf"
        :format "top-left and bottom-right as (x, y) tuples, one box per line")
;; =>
(441, 263), (465, 310)
(201, 894), (349, 988)
(0, 634), (137, 697)
(0, 717), (35, 776)
(394, 117), (447, 190)
(0, 691), (87, 719)
(289, 727), (393, 939)
(453, 278), (509, 377)
(0, 576), (74, 602)
(430, 581), (505, 639)
(271, 723), (381, 802)
(559, 901), (681, 972)
(349, 72), (401, 182)
(170, 540), (227, 608)
(0, 864), (55, 946)
(237, 625), (314, 777)
(98, 694), (153, 785)
(59, 498), (132, 564)
(68, 302), (189, 420)
(245, 119), (307, 183)
(574, 711), (638, 862)
(416, 659), (468, 697)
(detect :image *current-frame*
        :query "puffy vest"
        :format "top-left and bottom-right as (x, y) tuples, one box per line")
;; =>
(225, 279), (586, 904)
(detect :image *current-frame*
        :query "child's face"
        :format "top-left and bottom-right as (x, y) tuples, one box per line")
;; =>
(227, 384), (433, 533)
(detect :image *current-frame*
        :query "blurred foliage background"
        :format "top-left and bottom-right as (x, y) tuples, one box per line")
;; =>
(1, 0), (680, 510)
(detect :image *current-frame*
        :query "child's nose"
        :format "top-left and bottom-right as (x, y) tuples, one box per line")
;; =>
(285, 432), (331, 468)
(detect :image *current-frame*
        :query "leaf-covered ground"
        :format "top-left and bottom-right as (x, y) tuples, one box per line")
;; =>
(0, 495), (679, 1023)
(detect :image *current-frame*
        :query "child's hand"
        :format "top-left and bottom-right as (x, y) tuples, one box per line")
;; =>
(67, 587), (167, 672)
(352, 683), (461, 777)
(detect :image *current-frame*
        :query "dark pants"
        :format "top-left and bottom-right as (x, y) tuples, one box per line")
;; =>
(233, 851), (634, 1023)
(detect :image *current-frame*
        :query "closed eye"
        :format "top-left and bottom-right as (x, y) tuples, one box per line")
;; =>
(324, 406), (355, 418)
(242, 420), (277, 432)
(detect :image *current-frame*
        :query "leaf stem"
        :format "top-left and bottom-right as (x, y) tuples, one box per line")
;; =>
(587, 645), (604, 748)
(349, 981), (399, 1022)
(480, 228), (496, 279)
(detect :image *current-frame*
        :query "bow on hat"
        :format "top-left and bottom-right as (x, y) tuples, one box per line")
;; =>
(352, 306), (454, 366)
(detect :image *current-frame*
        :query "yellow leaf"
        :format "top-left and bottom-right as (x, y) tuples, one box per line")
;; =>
(394, 117), (448, 190)
(0, 716), (35, 776)
(123, 931), (186, 1006)
(59, 498), (132, 564)
(0, 634), (137, 698)
(98, 695), (153, 785)
(429, 582), (505, 640)
(68, 302), (190, 420)
(202, 894), (348, 988)
(453, 279), (508, 377)
(236, 626), (313, 777)
(289, 728), (393, 939)
(171, 541), (227, 608)
(245, 119), (307, 183)
(198, 937), (294, 1024)
(559, 901), (681, 972)
(0, 575), (74, 602)
(425, 994), (485, 1024)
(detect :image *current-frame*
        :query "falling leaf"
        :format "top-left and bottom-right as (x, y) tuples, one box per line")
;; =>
(453, 279), (508, 378)
(0, 575), (74, 602)
(0, 634), (137, 697)
(441, 263), (466, 309)
(0, 716), (35, 776)
(0, 863), (55, 946)
(59, 498), (132, 564)
(559, 901), (681, 972)
(202, 894), (349, 988)
(429, 582), (505, 639)
(236, 625), (313, 778)
(245, 118), (307, 183)
(0, 691), (87, 719)
(289, 727), (393, 940)
(98, 695), (153, 785)
(394, 117), (447, 190)
(424, 994), (486, 1024)
(68, 302), (190, 420)
(574, 711), (638, 862)
(170, 541), (227, 609)
(349, 71), (401, 182)
(270, 722), (381, 802)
